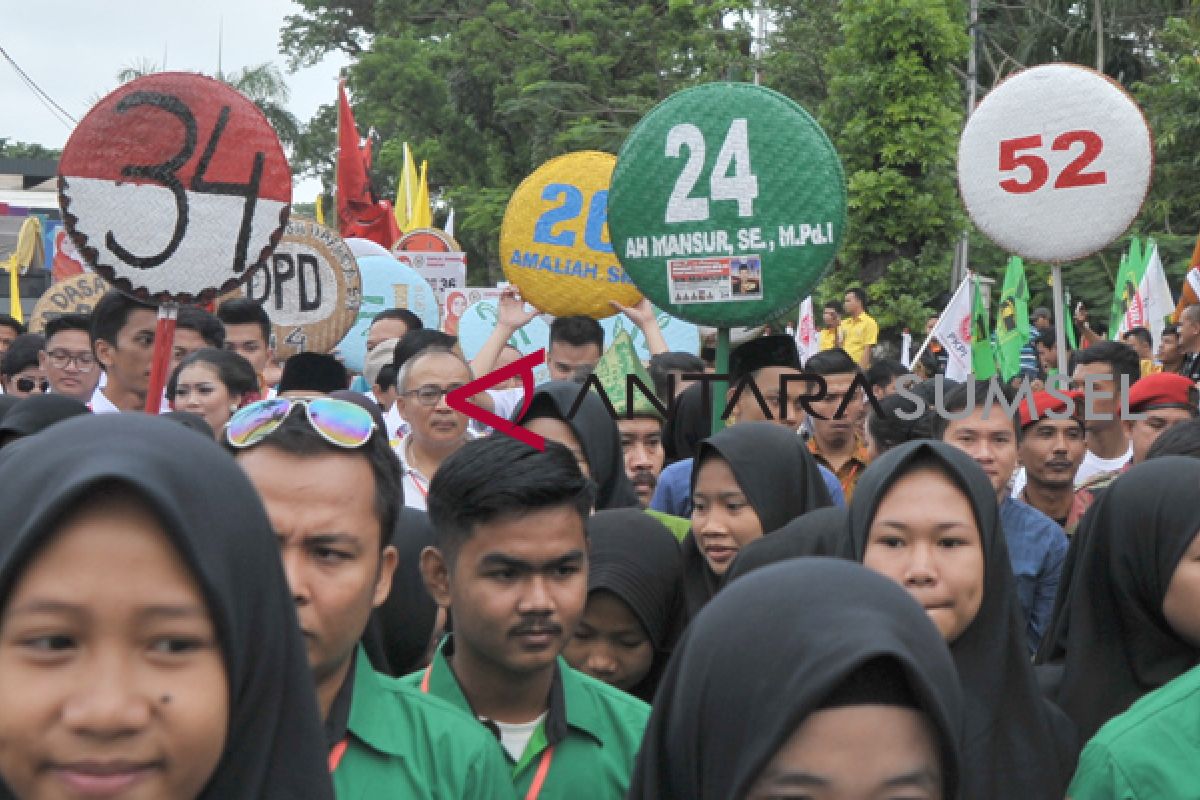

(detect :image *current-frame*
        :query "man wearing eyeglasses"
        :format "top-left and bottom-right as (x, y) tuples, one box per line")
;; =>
(395, 346), (475, 510)
(39, 314), (101, 402)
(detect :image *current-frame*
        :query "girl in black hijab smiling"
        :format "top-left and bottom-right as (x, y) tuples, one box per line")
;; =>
(515, 380), (641, 509)
(563, 509), (683, 702)
(682, 421), (831, 620)
(0, 414), (334, 800)
(846, 440), (1077, 800)
(1039, 456), (1200, 743)
(629, 559), (963, 800)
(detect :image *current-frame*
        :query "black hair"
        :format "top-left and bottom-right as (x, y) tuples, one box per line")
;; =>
(90, 289), (156, 347)
(823, 301), (841, 314)
(0, 314), (25, 337)
(1162, 324), (1180, 340)
(649, 351), (705, 402)
(176, 305), (226, 348)
(1147, 418), (1200, 460)
(1122, 326), (1153, 350)
(1036, 326), (1057, 349)
(804, 347), (860, 377)
(276, 353), (350, 394)
(393, 329), (457, 373)
(43, 313), (91, 342)
(0, 334), (45, 378)
(550, 315), (603, 350)
(375, 363), (398, 393)
(864, 358), (909, 393)
(428, 436), (595, 563)
(931, 378), (1018, 440)
(216, 297), (272, 345)
(167, 347), (259, 402)
(371, 308), (423, 333)
(845, 287), (868, 310)
(1067, 340), (1141, 390)
(225, 405), (401, 549)
(868, 391), (933, 453)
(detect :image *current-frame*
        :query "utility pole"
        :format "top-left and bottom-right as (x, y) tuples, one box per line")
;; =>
(952, 0), (980, 289)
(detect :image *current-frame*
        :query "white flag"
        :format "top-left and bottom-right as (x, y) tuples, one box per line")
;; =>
(930, 275), (974, 381)
(444, 207), (456, 238)
(795, 296), (820, 363)
(1138, 241), (1175, 346)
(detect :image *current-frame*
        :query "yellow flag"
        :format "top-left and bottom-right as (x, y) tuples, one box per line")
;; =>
(394, 143), (420, 231)
(411, 160), (432, 230)
(314, 194), (326, 226)
(3, 216), (43, 324)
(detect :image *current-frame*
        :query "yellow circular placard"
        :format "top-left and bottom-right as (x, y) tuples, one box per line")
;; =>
(500, 151), (643, 318)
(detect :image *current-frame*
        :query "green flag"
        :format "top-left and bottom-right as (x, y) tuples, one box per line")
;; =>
(971, 275), (997, 378)
(1064, 288), (1078, 351)
(1109, 238), (1148, 338)
(995, 256), (1030, 381)
(592, 329), (662, 419)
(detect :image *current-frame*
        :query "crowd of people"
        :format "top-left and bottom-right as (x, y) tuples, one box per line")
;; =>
(0, 282), (1197, 798)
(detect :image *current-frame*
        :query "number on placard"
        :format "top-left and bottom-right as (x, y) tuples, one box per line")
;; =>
(531, 185), (612, 254)
(284, 327), (308, 352)
(710, 119), (758, 216)
(998, 131), (1107, 194)
(107, 91), (266, 271)
(665, 124), (708, 223)
(665, 119), (759, 223)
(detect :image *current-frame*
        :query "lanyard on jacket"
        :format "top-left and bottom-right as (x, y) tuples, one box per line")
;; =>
(421, 663), (555, 800)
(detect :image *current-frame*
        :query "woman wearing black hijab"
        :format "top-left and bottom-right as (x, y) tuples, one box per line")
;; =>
(682, 421), (831, 620)
(0, 414), (334, 800)
(515, 380), (641, 509)
(846, 440), (1077, 800)
(1038, 457), (1200, 743)
(0, 393), (89, 447)
(563, 509), (683, 702)
(629, 559), (963, 799)
(662, 381), (710, 464)
(723, 506), (848, 585)
(362, 506), (442, 677)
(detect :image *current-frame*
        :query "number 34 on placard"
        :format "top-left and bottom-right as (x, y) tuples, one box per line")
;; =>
(998, 130), (1106, 194)
(665, 118), (759, 224)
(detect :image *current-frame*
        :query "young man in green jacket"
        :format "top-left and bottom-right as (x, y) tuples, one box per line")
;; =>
(229, 396), (515, 799)
(408, 435), (651, 799)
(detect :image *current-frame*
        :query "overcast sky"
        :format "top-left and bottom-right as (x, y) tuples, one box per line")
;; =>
(2, 0), (347, 201)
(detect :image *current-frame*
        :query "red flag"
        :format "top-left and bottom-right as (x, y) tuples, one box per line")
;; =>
(336, 82), (400, 248)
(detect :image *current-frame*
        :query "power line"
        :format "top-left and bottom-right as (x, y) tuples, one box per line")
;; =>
(0, 43), (78, 129)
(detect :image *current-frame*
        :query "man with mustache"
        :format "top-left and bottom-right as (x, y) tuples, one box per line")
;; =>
(1016, 390), (1087, 531)
(410, 435), (651, 798)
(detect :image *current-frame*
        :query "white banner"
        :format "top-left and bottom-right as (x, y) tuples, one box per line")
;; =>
(795, 296), (820, 363)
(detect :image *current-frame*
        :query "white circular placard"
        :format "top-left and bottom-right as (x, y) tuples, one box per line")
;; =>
(958, 64), (1152, 263)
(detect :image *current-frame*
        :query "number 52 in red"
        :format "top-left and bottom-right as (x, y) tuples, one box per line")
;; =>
(998, 130), (1106, 194)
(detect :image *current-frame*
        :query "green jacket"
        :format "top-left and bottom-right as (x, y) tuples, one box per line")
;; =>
(1068, 664), (1200, 799)
(333, 647), (516, 799)
(400, 642), (650, 799)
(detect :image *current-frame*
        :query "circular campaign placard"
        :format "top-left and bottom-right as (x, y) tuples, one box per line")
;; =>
(221, 218), (362, 358)
(958, 64), (1152, 263)
(333, 255), (441, 373)
(392, 227), (462, 254)
(608, 83), (846, 328)
(28, 272), (113, 334)
(58, 72), (292, 303)
(500, 151), (643, 319)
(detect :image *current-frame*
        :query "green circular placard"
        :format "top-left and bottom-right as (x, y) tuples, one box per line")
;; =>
(609, 83), (846, 327)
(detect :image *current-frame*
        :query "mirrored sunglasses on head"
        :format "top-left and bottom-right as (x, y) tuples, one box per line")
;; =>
(225, 397), (377, 450)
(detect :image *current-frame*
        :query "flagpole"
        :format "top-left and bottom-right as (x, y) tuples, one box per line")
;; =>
(1051, 263), (1068, 384)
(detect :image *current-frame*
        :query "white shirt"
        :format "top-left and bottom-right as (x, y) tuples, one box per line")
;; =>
(494, 713), (546, 762)
(395, 437), (431, 511)
(88, 386), (121, 414)
(1075, 444), (1133, 487)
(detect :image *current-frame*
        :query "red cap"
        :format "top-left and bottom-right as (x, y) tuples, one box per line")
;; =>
(1125, 372), (1199, 414)
(1018, 390), (1084, 429)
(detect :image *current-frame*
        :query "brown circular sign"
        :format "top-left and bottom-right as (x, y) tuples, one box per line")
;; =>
(29, 273), (114, 334)
(222, 218), (362, 357)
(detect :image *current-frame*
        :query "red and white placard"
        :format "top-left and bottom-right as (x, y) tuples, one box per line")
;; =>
(58, 72), (292, 303)
(958, 64), (1152, 263)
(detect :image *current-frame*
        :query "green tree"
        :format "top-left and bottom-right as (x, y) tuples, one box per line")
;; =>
(0, 139), (60, 160)
(816, 0), (968, 333)
(283, 0), (755, 283)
